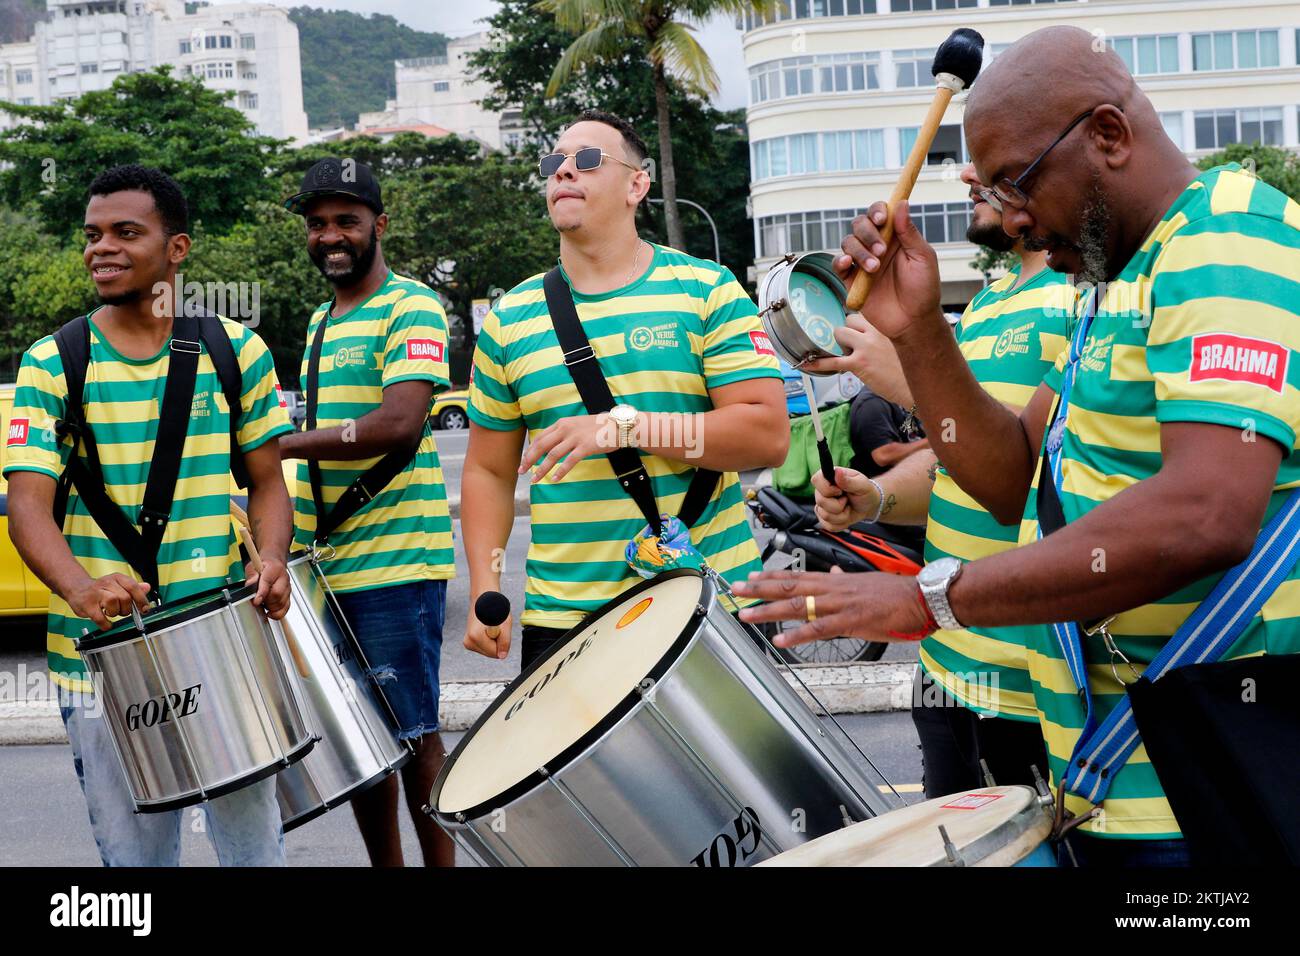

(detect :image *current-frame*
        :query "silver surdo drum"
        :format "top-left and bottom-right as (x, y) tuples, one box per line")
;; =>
(75, 582), (315, 813)
(428, 569), (894, 866)
(273, 551), (411, 830)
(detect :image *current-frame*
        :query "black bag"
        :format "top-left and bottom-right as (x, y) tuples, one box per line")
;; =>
(1127, 654), (1300, 865)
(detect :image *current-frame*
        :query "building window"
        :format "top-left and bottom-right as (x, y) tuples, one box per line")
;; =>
(893, 49), (932, 88)
(1193, 107), (1283, 149)
(742, 1), (877, 30)
(15, 69), (32, 85)
(242, 71), (257, 80)
(240, 34), (256, 50)
(200, 61), (235, 80)
(179, 40), (191, 55)
(900, 123), (965, 165)
(81, 64), (98, 74)
(205, 35), (217, 49)
(433, 80), (450, 92)
(758, 208), (863, 259)
(17, 97), (33, 105)
(988, 0), (1078, 5)
(1109, 34), (1180, 75)
(752, 129), (886, 181)
(220, 36), (233, 49)
(891, 0), (977, 11)
(910, 202), (972, 244)
(240, 92), (258, 109)
(1160, 112), (1184, 150)
(1192, 30), (1280, 71)
(749, 52), (880, 105)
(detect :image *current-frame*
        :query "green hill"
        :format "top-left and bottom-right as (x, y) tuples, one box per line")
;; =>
(288, 6), (448, 130)
(0, 0), (45, 45)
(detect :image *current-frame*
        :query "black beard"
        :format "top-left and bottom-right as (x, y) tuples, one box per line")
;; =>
(967, 218), (1016, 253)
(310, 226), (379, 288)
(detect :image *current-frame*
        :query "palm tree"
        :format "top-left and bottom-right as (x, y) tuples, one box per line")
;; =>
(539, 0), (775, 254)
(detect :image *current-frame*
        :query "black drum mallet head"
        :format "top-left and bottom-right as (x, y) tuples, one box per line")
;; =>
(475, 590), (511, 628)
(931, 28), (985, 92)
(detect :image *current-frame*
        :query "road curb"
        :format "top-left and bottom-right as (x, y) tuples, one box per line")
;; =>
(0, 660), (914, 745)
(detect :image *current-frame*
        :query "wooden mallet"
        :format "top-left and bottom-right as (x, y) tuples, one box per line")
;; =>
(844, 28), (985, 312)
(230, 501), (311, 680)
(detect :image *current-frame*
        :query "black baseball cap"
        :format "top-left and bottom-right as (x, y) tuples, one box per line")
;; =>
(284, 158), (384, 215)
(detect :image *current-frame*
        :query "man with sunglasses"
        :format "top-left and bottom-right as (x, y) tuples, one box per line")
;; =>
(733, 25), (1300, 867)
(463, 109), (788, 669)
(806, 161), (1076, 800)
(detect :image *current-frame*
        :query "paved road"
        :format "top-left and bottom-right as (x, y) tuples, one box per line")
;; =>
(0, 711), (923, 867)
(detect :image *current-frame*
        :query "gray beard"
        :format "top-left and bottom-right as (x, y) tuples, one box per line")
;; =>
(1076, 171), (1113, 286)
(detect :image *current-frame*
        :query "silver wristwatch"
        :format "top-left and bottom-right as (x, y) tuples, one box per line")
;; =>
(917, 557), (964, 631)
(609, 403), (640, 449)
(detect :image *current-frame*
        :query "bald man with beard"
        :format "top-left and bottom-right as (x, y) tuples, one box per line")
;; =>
(733, 26), (1300, 867)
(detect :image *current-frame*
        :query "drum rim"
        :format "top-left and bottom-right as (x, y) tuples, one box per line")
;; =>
(132, 736), (317, 814)
(76, 579), (261, 652)
(758, 252), (848, 372)
(429, 568), (713, 822)
(280, 747), (413, 832)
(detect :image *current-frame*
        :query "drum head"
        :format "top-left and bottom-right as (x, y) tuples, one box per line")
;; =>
(759, 786), (1051, 867)
(788, 270), (846, 357)
(434, 571), (709, 817)
(76, 581), (257, 652)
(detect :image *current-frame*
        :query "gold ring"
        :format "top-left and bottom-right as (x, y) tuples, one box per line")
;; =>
(805, 594), (816, 622)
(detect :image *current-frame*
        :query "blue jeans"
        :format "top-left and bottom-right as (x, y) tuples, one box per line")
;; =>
(1059, 833), (1191, 868)
(332, 579), (446, 739)
(59, 688), (285, 867)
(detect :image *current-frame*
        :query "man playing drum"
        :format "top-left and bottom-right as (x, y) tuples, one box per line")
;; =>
(462, 110), (789, 669)
(735, 26), (1300, 867)
(282, 160), (455, 867)
(4, 165), (294, 866)
(806, 162), (1076, 798)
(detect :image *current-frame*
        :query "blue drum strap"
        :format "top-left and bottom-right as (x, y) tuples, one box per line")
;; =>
(1037, 289), (1300, 804)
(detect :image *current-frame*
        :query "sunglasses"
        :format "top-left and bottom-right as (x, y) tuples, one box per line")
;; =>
(538, 146), (641, 178)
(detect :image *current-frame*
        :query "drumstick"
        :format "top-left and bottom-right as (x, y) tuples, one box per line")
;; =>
(801, 373), (836, 488)
(844, 29), (984, 312)
(231, 502), (311, 679)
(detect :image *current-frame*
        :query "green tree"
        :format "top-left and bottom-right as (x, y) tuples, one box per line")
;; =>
(0, 68), (282, 238)
(539, 0), (775, 251)
(1197, 143), (1300, 201)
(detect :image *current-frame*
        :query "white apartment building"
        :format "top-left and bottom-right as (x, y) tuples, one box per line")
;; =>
(742, 0), (1300, 305)
(0, 0), (308, 143)
(360, 32), (524, 151)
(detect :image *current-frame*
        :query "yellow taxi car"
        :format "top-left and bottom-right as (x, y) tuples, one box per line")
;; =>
(1, 383), (296, 619)
(432, 388), (468, 430)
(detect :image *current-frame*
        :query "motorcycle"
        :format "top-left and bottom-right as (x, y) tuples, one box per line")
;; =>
(744, 483), (924, 665)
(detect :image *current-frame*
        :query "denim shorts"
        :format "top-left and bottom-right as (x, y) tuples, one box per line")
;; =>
(332, 579), (446, 740)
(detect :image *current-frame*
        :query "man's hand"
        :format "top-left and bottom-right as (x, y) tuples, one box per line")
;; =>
(463, 603), (514, 661)
(733, 568), (930, 647)
(520, 413), (616, 482)
(813, 466), (882, 532)
(872, 438), (930, 468)
(832, 201), (943, 341)
(66, 574), (152, 632)
(801, 314), (913, 406)
(246, 557), (291, 621)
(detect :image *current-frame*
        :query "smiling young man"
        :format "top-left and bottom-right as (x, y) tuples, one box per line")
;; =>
(282, 159), (455, 867)
(4, 165), (294, 866)
(735, 27), (1300, 867)
(463, 109), (788, 669)
(808, 162), (1076, 798)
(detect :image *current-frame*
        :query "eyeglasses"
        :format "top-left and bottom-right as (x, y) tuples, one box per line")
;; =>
(538, 146), (640, 178)
(979, 109), (1099, 213)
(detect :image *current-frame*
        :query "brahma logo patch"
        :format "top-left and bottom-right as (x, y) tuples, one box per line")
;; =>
(1190, 334), (1289, 394)
(274, 384), (287, 408)
(749, 330), (776, 357)
(406, 339), (445, 362)
(7, 418), (29, 446)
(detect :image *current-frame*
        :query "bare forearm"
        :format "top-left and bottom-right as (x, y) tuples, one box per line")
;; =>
(893, 315), (1036, 522)
(247, 480), (293, 565)
(637, 406), (788, 471)
(461, 464), (518, 593)
(11, 512), (93, 599)
(280, 409), (418, 461)
(874, 449), (937, 526)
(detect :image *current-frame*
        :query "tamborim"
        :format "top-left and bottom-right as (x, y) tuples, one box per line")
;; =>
(758, 252), (849, 374)
(428, 569), (893, 866)
(759, 785), (1056, 867)
(273, 551), (411, 831)
(75, 583), (315, 813)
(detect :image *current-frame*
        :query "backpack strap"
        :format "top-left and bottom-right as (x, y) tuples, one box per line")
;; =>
(196, 312), (250, 489)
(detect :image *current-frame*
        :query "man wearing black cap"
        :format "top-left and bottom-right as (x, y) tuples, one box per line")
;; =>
(281, 159), (456, 867)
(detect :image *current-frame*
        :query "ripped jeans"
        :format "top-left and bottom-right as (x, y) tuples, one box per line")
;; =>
(332, 578), (446, 740)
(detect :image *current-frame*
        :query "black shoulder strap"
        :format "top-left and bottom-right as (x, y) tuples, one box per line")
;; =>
(541, 268), (721, 536)
(304, 310), (423, 545)
(1035, 396), (1067, 537)
(51, 315), (91, 528)
(197, 312), (250, 489)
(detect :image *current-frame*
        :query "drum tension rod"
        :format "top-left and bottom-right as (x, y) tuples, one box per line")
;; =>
(938, 825), (965, 867)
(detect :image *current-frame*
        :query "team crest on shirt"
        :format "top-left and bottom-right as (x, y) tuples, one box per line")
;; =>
(993, 322), (1034, 358)
(1190, 334), (1289, 394)
(628, 323), (679, 352)
(6, 418), (29, 446)
(1080, 333), (1115, 374)
(334, 344), (369, 368)
(190, 391), (210, 419)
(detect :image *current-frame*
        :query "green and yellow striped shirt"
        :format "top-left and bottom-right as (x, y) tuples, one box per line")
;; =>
(293, 271), (456, 592)
(1018, 165), (1300, 839)
(919, 265), (1075, 719)
(468, 244), (782, 628)
(2, 312), (292, 692)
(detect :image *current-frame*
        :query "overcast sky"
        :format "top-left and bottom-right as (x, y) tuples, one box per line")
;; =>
(212, 0), (749, 110)
(210, 0), (743, 109)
